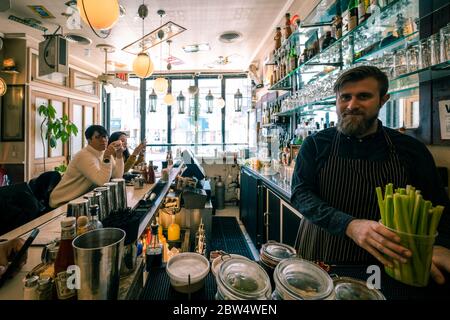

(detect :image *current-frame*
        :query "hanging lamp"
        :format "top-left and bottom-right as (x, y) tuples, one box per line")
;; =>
(205, 90), (214, 114)
(177, 91), (186, 114)
(132, 2), (154, 79)
(154, 10), (169, 94)
(77, 0), (119, 38)
(148, 88), (158, 112)
(234, 88), (243, 112)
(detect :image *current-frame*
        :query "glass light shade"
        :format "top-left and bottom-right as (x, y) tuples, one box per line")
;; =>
(177, 91), (186, 114)
(205, 90), (214, 113)
(163, 93), (175, 105)
(148, 88), (158, 112)
(77, 0), (120, 30)
(133, 53), (154, 79)
(154, 77), (168, 94)
(234, 89), (243, 112)
(215, 97), (225, 109)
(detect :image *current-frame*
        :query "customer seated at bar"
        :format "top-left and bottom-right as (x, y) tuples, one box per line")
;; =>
(108, 131), (146, 172)
(49, 125), (124, 208)
(291, 66), (450, 284)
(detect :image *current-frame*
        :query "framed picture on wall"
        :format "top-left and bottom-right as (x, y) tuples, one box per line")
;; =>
(1, 85), (25, 141)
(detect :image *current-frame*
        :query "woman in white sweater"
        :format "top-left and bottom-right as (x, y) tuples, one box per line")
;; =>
(49, 125), (124, 208)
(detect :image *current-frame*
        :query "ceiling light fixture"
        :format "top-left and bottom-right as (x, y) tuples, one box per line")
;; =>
(182, 43), (210, 53)
(177, 91), (185, 114)
(234, 89), (243, 112)
(148, 88), (157, 112)
(153, 10), (169, 94)
(77, 0), (119, 38)
(132, 1), (154, 79)
(122, 9), (186, 55)
(205, 90), (214, 114)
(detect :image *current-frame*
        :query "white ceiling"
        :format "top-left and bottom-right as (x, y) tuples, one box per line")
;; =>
(0, 0), (299, 75)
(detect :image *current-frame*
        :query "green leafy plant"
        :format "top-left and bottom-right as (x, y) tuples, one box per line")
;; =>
(38, 104), (78, 171)
(54, 164), (67, 174)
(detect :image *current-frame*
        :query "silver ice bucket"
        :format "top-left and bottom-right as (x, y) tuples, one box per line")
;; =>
(111, 178), (127, 210)
(72, 228), (125, 300)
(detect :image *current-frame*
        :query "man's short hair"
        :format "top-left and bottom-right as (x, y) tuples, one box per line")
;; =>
(333, 66), (389, 97)
(85, 125), (109, 140)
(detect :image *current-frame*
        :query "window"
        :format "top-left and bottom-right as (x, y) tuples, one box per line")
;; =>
(197, 78), (222, 155)
(225, 77), (251, 151)
(171, 79), (195, 156)
(145, 79), (168, 161)
(109, 78), (141, 148)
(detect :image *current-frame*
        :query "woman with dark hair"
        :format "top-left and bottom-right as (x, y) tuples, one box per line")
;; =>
(109, 131), (146, 172)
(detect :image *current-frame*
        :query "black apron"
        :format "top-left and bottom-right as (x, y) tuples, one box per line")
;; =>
(295, 129), (408, 264)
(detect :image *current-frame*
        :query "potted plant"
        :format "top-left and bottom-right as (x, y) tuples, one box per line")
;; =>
(38, 103), (78, 171)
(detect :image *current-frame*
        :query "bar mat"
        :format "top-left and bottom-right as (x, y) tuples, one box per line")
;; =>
(208, 216), (254, 260)
(331, 264), (450, 300)
(140, 268), (217, 300)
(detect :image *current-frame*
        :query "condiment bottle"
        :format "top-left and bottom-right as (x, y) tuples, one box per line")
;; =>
(54, 217), (76, 300)
(284, 13), (292, 39)
(23, 276), (39, 300)
(168, 214), (180, 241)
(147, 161), (155, 184)
(145, 220), (163, 271)
(76, 216), (90, 236)
(89, 204), (103, 230)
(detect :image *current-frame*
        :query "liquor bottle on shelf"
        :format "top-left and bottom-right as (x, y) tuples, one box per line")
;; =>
(147, 161), (155, 184)
(54, 217), (77, 300)
(321, 31), (336, 51)
(274, 27), (282, 51)
(284, 13), (293, 39)
(333, 14), (343, 39)
(348, 0), (359, 31)
(289, 41), (298, 72)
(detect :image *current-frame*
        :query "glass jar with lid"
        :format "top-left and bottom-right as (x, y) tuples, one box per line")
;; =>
(215, 259), (272, 300)
(332, 276), (386, 300)
(272, 258), (335, 300)
(259, 241), (297, 286)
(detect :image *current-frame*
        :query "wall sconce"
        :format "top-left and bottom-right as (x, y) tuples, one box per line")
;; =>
(148, 88), (157, 112)
(205, 90), (214, 113)
(2, 58), (19, 74)
(177, 91), (186, 114)
(234, 89), (243, 112)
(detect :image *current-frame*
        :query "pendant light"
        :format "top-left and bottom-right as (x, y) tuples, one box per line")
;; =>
(234, 89), (243, 112)
(205, 90), (214, 114)
(177, 91), (186, 114)
(132, 2), (154, 79)
(148, 88), (157, 112)
(154, 10), (168, 94)
(77, 0), (119, 38)
(163, 40), (174, 104)
(216, 97), (225, 109)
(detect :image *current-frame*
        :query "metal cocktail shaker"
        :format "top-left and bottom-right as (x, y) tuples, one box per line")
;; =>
(111, 178), (127, 210)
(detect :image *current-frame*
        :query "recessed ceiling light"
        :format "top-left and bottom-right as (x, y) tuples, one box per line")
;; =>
(182, 43), (210, 53)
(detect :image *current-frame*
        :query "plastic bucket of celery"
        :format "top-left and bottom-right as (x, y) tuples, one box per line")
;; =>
(376, 184), (444, 287)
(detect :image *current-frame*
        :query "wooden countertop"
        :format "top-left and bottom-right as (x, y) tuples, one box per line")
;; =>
(0, 165), (183, 300)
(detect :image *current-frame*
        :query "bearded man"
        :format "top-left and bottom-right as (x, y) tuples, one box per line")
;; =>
(290, 66), (450, 283)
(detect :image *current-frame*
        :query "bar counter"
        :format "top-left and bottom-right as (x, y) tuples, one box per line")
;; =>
(0, 164), (183, 300)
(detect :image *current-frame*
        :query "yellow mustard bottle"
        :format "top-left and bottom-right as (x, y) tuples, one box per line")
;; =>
(167, 214), (180, 241)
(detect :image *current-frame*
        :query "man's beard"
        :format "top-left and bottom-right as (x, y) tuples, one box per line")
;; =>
(337, 109), (378, 137)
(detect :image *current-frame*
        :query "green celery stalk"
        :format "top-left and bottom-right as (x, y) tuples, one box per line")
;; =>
(393, 194), (406, 232)
(400, 195), (413, 234)
(428, 206), (444, 237)
(385, 183), (394, 199)
(418, 201), (432, 236)
(385, 195), (394, 229)
(376, 187), (385, 225)
(411, 193), (423, 234)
